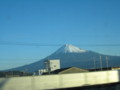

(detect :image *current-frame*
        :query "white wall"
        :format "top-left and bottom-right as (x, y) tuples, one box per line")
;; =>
(44, 59), (60, 72)
(49, 60), (60, 71)
(0, 70), (120, 90)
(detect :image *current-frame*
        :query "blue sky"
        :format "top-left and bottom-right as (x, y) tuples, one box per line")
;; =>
(0, 0), (120, 70)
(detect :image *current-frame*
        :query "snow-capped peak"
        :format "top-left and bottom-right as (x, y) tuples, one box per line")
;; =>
(54, 44), (87, 54)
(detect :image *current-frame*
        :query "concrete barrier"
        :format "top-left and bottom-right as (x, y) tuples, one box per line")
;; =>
(0, 70), (120, 90)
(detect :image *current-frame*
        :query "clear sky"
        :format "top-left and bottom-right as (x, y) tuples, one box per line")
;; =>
(0, 0), (120, 70)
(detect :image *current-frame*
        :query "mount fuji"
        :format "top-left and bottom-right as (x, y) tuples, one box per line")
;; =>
(5, 44), (120, 72)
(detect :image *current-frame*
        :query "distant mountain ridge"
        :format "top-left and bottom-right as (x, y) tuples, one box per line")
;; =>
(5, 44), (120, 72)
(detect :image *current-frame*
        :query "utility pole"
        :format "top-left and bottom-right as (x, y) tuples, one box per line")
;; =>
(100, 56), (103, 71)
(93, 57), (96, 71)
(106, 56), (109, 70)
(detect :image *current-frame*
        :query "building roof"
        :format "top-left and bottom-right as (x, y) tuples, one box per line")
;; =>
(51, 67), (89, 74)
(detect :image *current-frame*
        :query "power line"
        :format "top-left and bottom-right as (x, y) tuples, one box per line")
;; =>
(0, 41), (120, 47)
(0, 41), (62, 46)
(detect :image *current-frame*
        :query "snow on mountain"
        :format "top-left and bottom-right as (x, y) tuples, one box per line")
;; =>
(54, 44), (87, 54)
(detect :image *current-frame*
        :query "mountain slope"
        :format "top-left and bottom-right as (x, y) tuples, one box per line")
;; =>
(5, 44), (120, 72)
